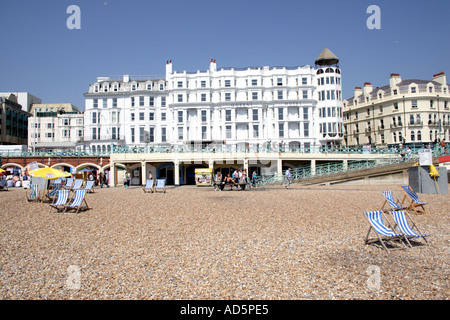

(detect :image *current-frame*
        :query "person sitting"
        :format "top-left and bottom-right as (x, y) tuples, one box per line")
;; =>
(224, 174), (237, 190)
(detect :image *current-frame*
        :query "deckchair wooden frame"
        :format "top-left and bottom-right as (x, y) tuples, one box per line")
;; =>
(400, 185), (428, 215)
(64, 189), (90, 214)
(364, 210), (409, 252)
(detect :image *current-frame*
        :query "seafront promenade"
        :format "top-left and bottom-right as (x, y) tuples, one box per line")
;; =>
(0, 183), (448, 300)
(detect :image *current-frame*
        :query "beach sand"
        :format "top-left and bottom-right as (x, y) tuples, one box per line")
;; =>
(0, 183), (448, 300)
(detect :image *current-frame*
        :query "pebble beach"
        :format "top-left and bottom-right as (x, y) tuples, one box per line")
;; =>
(0, 183), (448, 300)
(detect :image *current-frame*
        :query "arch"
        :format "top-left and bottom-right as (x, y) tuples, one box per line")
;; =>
(316, 69), (324, 75)
(51, 163), (75, 169)
(1, 163), (25, 171)
(325, 67), (334, 73)
(76, 163), (101, 171)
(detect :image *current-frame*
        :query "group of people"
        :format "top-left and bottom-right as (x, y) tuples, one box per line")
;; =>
(213, 169), (258, 191)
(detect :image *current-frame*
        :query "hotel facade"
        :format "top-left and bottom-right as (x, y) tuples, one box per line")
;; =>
(83, 49), (344, 152)
(343, 72), (450, 148)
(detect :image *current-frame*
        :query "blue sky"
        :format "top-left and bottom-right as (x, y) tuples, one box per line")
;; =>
(0, 0), (449, 110)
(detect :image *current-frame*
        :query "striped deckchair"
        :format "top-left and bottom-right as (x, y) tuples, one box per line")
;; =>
(63, 178), (74, 190)
(49, 190), (70, 213)
(364, 210), (408, 251)
(142, 179), (154, 193)
(154, 179), (166, 193)
(71, 179), (84, 191)
(391, 211), (429, 247)
(400, 185), (428, 215)
(381, 191), (408, 212)
(45, 183), (62, 201)
(27, 184), (40, 202)
(83, 180), (95, 193)
(64, 189), (89, 214)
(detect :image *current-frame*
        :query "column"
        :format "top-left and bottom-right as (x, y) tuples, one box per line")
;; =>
(174, 161), (180, 186)
(110, 162), (116, 187)
(311, 159), (316, 176)
(141, 161), (146, 186)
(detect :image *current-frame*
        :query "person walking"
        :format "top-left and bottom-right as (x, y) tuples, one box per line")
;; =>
(100, 172), (109, 188)
(285, 168), (292, 189)
(252, 170), (257, 187)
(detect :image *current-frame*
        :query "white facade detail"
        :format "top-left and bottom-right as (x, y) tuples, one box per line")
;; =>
(83, 50), (343, 151)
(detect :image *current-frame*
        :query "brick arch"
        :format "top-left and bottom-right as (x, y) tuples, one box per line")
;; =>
(75, 163), (101, 171)
(1, 163), (25, 171)
(50, 163), (75, 169)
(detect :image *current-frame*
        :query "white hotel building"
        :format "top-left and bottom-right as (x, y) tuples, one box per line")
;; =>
(83, 49), (343, 152)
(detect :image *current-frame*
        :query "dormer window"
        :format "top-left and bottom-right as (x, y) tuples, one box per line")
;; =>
(113, 84), (119, 92)
(429, 86), (433, 93)
(411, 87), (416, 93)
(131, 84), (137, 91)
(103, 84), (109, 92)
(146, 83), (152, 91)
(94, 85), (99, 93)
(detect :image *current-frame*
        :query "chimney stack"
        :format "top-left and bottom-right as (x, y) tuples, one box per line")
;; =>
(363, 82), (373, 96)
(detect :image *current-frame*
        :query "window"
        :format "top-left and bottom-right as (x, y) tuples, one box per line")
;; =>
(225, 80), (231, 87)
(201, 110), (207, 122)
(161, 113), (166, 121)
(201, 80), (206, 88)
(159, 83), (164, 90)
(146, 83), (152, 91)
(161, 128), (167, 142)
(302, 77), (307, 85)
(417, 130), (422, 141)
(278, 91), (283, 100)
(279, 123), (284, 138)
(103, 99), (107, 108)
(393, 89), (398, 95)
(252, 92), (258, 100)
(278, 108), (284, 120)
(131, 84), (136, 91)
(225, 93), (231, 101)
(92, 112), (97, 124)
(410, 115), (414, 125)
(304, 122), (309, 137)
(139, 127), (145, 143)
(412, 100), (418, 108)
(429, 87), (433, 93)
(131, 127), (135, 143)
(178, 111), (183, 123)
(47, 123), (54, 129)
(411, 87), (416, 93)
(93, 99), (98, 108)
(430, 100), (434, 108)
(226, 125), (232, 139)
(113, 98), (117, 108)
(201, 93), (206, 102)
(302, 90), (308, 99)
(303, 108), (309, 120)
(411, 130), (415, 141)
(112, 127), (117, 140)
(149, 127), (154, 142)
(253, 125), (259, 138)
(131, 113), (135, 121)
(139, 112), (145, 121)
(394, 102), (399, 110)
(149, 112), (154, 121)
(178, 127), (183, 140)
(131, 97), (135, 107)
(277, 78), (283, 86)
(92, 128), (97, 140)
(225, 110), (231, 121)
(252, 109), (258, 121)
(252, 79), (258, 86)
(177, 94), (183, 102)
(139, 96), (144, 106)
(161, 97), (166, 107)
(149, 96), (154, 106)
(201, 126), (207, 139)
(177, 81), (183, 88)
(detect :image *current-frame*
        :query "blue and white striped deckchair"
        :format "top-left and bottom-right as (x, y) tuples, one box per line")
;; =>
(83, 180), (95, 193)
(27, 184), (40, 202)
(391, 211), (429, 246)
(71, 179), (83, 191)
(63, 178), (74, 190)
(364, 210), (408, 251)
(154, 179), (166, 193)
(142, 179), (154, 193)
(49, 189), (70, 213)
(400, 185), (427, 215)
(381, 191), (408, 212)
(45, 183), (62, 201)
(64, 189), (89, 213)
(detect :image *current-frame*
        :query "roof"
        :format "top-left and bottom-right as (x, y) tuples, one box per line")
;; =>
(315, 48), (339, 66)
